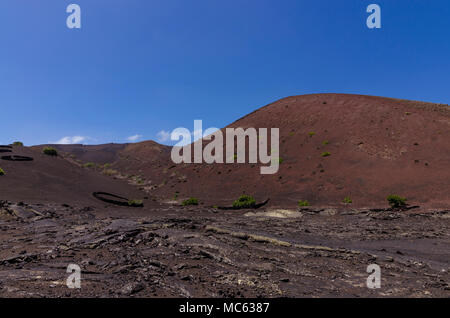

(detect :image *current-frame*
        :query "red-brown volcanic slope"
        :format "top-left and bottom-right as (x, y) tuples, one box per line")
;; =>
(0, 146), (145, 205)
(37, 94), (450, 208)
(111, 140), (171, 179)
(33, 143), (128, 165)
(148, 94), (450, 208)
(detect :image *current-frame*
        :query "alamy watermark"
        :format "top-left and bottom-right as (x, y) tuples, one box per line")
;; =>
(170, 120), (280, 175)
(64, 4), (381, 30)
(66, 4), (81, 29)
(367, 4), (381, 29)
(366, 264), (381, 289)
(66, 264), (81, 289)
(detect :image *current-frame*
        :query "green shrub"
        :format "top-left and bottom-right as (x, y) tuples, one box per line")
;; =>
(308, 132), (316, 137)
(134, 176), (144, 184)
(128, 199), (143, 207)
(387, 195), (407, 208)
(0, 168), (5, 176)
(43, 147), (58, 156)
(232, 195), (256, 209)
(289, 132), (295, 137)
(182, 197), (199, 206)
(12, 141), (23, 146)
(322, 141), (329, 145)
(103, 163), (111, 169)
(343, 196), (352, 204)
(321, 152), (331, 157)
(83, 162), (95, 168)
(298, 200), (310, 207)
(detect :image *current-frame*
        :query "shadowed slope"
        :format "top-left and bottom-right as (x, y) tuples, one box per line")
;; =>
(35, 143), (129, 165)
(0, 146), (144, 205)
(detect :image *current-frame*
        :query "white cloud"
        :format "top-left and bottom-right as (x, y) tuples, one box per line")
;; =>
(127, 134), (143, 142)
(159, 127), (220, 146)
(156, 130), (171, 143)
(52, 136), (88, 145)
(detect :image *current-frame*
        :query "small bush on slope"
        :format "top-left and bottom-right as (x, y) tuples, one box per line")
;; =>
(387, 195), (407, 208)
(343, 196), (352, 204)
(298, 200), (310, 207)
(43, 147), (58, 156)
(233, 195), (256, 209)
(182, 197), (199, 206)
(128, 199), (143, 207)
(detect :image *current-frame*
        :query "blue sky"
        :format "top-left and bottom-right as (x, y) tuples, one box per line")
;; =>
(1, 0), (449, 146)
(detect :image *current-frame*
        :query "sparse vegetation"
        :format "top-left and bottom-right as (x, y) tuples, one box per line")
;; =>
(128, 199), (143, 207)
(103, 169), (118, 176)
(232, 195), (256, 209)
(12, 141), (23, 146)
(0, 168), (5, 176)
(289, 132), (295, 136)
(343, 196), (352, 204)
(387, 195), (407, 208)
(43, 147), (58, 156)
(322, 140), (329, 145)
(103, 163), (111, 169)
(298, 200), (310, 207)
(83, 162), (95, 168)
(182, 197), (199, 206)
(133, 176), (145, 184)
(321, 152), (331, 157)
(308, 132), (316, 137)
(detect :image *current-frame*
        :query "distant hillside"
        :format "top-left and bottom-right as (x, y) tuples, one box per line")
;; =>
(36, 94), (450, 208)
(0, 145), (144, 205)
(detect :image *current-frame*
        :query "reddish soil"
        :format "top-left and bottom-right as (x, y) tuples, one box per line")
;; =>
(40, 143), (128, 165)
(167, 94), (450, 208)
(48, 94), (450, 209)
(0, 146), (144, 205)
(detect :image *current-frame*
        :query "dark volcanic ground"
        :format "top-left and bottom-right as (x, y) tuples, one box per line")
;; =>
(0, 200), (448, 298)
(1, 94), (449, 298)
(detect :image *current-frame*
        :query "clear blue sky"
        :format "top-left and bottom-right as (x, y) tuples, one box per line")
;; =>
(1, 0), (449, 145)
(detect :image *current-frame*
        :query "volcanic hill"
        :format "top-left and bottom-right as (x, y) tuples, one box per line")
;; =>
(36, 94), (450, 208)
(0, 145), (144, 206)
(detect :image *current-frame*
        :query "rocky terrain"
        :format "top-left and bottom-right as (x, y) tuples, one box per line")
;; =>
(0, 200), (448, 297)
